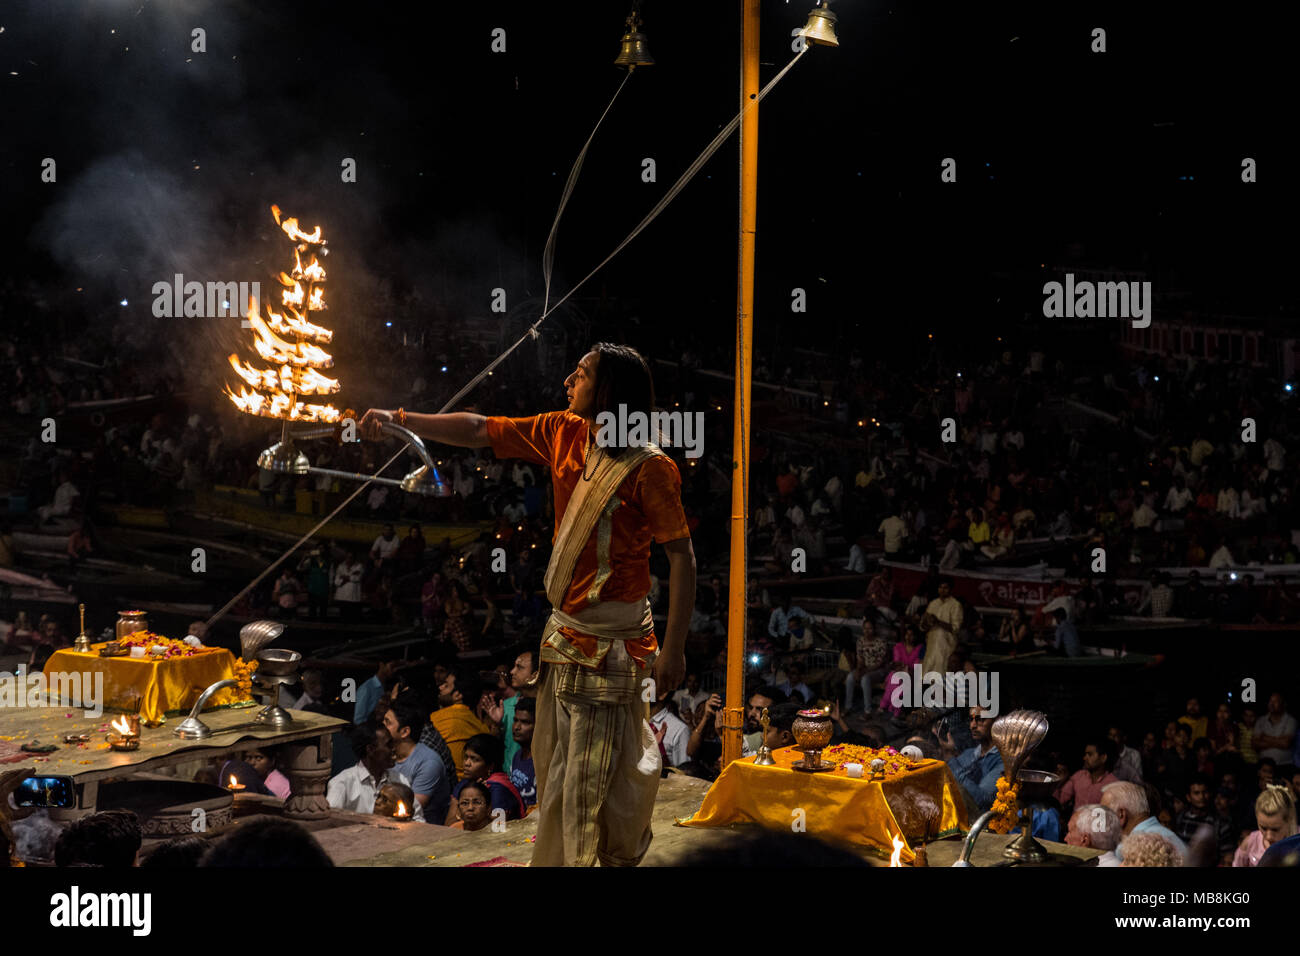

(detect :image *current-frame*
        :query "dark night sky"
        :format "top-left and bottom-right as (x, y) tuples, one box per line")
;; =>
(1, 0), (1296, 358)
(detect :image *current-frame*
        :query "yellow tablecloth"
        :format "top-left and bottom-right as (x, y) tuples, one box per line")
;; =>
(678, 746), (968, 862)
(43, 644), (239, 724)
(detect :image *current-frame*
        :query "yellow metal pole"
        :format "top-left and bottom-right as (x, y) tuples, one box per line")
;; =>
(722, 0), (760, 767)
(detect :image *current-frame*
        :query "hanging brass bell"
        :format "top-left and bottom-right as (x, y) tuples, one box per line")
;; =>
(797, 2), (840, 47)
(614, 13), (655, 70)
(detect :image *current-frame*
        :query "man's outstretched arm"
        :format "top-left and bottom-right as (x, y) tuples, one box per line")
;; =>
(359, 409), (489, 448)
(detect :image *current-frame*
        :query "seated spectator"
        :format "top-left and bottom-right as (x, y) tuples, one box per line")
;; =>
(200, 819), (333, 867)
(374, 782), (418, 820)
(743, 686), (788, 757)
(451, 781), (493, 832)
(1064, 803), (1123, 866)
(430, 667), (495, 770)
(671, 672), (709, 717)
(327, 722), (425, 821)
(509, 697), (537, 809)
(1108, 726), (1144, 784)
(846, 617), (890, 714)
(245, 746), (292, 801)
(446, 733), (524, 825)
(1233, 784), (1297, 867)
(881, 624), (924, 717)
(1175, 773), (1234, 862)
(1054, 738), (1119, 815)
(780, 659), (814, 705)
(942, 708), (1004, 813)
(1102, 780), (1188, 863)
(763, 702), (800, 751)
(1051, 607), (1080, 657)
(1118, 831), (1182, 867)
(650, 694), (690, 768)
(54, 810), (142, 867)
(383, 697), (451, 822)
(291, 668), (329, 714)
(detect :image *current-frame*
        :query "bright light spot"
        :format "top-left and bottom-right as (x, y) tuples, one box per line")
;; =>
(119, 299), (128, 307)
(385, 321), (392, 327)
(750, 655), (760, 665)
(1286, 384), (1294, 393)
(1230, 572), (1238, 580)
(441, 366), (448, 372)
(222, 300), (230, 309)
(1153, 375), (1159, 382)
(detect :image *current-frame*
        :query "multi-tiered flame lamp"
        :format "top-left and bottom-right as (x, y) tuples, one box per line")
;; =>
(224, 206), (449, 497)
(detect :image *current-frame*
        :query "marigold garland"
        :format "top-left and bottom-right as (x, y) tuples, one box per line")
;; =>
(988, 775), (1020, 833)
(232, 658), (259, 702)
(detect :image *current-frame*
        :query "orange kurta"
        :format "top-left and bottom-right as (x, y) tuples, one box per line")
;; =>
(486, 411), (690, 666)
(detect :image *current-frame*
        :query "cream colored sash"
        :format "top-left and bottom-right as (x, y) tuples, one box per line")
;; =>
(543, 439), (661, 608)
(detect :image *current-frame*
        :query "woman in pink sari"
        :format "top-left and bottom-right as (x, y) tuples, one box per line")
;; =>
(882, 624), (925, 716)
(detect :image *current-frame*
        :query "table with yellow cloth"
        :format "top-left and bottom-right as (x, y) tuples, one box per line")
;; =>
(43, 644), (242, 724)
(678, 746), (968, 862)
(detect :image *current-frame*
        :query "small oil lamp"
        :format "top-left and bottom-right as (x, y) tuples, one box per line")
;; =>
(394, 800), (411, 820)
(227, 774), (246, 793)
(107, 714), (141, 751)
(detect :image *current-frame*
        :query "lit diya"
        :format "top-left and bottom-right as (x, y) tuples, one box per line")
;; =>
(106, 715), (141, 751)
(227, 775), (246, 793)
(394, 800), (411, 821)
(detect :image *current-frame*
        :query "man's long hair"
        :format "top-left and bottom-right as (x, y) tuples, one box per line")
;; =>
(590, 342), (657, 459)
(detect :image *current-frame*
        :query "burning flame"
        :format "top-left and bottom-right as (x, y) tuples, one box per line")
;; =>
(110, 715), (133, 735)
(395, 800), (409, 818)
(889, 833), (906, 867)
(230, 775), (238, 787)
(226, 206), (340, 424)
(227, 355), (338, 395)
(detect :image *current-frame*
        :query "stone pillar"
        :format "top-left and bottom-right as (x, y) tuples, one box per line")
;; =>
(281, 733), (333, 820)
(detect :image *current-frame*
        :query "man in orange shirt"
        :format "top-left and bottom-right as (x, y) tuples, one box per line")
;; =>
(361, 343), (694, 866)
(429, 667), (495, 772)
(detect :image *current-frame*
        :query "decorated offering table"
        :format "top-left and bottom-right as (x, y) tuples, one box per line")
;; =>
(679, 742), (968, 863)
(43, 639), (241, 725)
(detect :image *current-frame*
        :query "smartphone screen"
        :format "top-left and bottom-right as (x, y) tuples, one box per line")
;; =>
(15, 776), (76, 809)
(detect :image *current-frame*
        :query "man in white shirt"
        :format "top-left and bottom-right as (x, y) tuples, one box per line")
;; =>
(1208, 543), (1236, 570)
(371, 524), (400, 566)
(1163, 477), (1194, 514)
(671, 673), (708, 716)
(845, 536), (867, 573)
(1065, 803), (1123, 866)
(327, 723), (425, 821)
(649, 696), (690, 767)
(921, 579), (963, 675)
(1132, 494), (1157, 529)
(39, 473), (80, 524)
